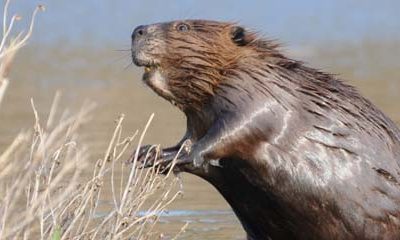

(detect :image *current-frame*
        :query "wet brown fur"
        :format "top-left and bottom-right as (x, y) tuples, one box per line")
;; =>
(150, 21), (400, 146)
(159, 21), (281, 111)
(131, 20), (400, 239)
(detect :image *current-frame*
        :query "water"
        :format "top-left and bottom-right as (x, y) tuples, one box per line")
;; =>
(1, 1), (400, 239)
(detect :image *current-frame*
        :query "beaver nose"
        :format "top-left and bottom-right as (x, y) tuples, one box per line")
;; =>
(132, 25), (146, 41)
(132, 24), (159, 41)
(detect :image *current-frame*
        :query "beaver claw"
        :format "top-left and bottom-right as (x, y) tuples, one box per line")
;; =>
(128, 140), (194, 172)
(139, 144), (159, 165)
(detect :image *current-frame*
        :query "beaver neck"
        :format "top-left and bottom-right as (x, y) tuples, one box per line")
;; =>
(184, 105), (216, 141)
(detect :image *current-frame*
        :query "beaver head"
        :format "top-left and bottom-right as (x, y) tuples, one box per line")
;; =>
(131, 20), (283, 113)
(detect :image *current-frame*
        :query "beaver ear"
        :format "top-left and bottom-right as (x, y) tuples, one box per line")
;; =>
(230, 26), (248, 46)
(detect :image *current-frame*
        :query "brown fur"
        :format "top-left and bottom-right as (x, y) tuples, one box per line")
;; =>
(158, 21), (282, 111)
(140, 20), (400, 145)
(131, 20), (400, 239)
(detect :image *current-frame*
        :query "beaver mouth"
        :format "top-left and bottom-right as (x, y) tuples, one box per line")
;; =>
(137, 59), (160, 81)
(131, 52), (160, 76)
(136, 62), (177, 105)
(142, 64), (162, 86)
(143, 64), (159, 77)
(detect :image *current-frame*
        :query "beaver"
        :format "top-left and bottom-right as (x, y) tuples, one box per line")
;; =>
(130, 20), (400, 239)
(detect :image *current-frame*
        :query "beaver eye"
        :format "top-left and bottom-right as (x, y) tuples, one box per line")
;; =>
(231, 26), (247, 46)
(176, 23), (190, 32)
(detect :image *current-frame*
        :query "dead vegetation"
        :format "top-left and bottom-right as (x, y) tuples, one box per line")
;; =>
(0, 1), (184, 239)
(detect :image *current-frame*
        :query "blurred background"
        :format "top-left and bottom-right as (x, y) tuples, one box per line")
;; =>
(1, 0), (400, 239)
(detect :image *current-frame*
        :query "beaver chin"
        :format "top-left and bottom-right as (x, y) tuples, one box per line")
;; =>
(142, 65), (160, 82)
(141, 65), (177, 106)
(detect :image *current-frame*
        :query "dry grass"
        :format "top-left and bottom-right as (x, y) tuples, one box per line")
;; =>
(0, 1), (44, 106)
(0, 1), (185, 239)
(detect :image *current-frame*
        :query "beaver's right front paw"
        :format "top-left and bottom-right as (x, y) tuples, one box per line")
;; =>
(128, 144), (159, 166)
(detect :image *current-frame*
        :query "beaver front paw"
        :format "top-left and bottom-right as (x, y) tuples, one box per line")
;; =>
(127, 140), (196, 173)
(127, 144), (159, 166)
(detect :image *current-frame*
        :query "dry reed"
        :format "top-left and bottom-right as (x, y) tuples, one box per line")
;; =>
(0, 1), (185, 239)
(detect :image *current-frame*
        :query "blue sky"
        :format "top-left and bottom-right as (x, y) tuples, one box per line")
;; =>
(9, 0), (400, 48)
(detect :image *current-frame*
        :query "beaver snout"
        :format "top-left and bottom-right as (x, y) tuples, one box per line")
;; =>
(131, 25), (150, 41)
(131, 24), (165, 67)
(131, 25), (150, 67)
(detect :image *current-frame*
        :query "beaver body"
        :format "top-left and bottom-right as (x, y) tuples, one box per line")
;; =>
(131, 20), (400, 239)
